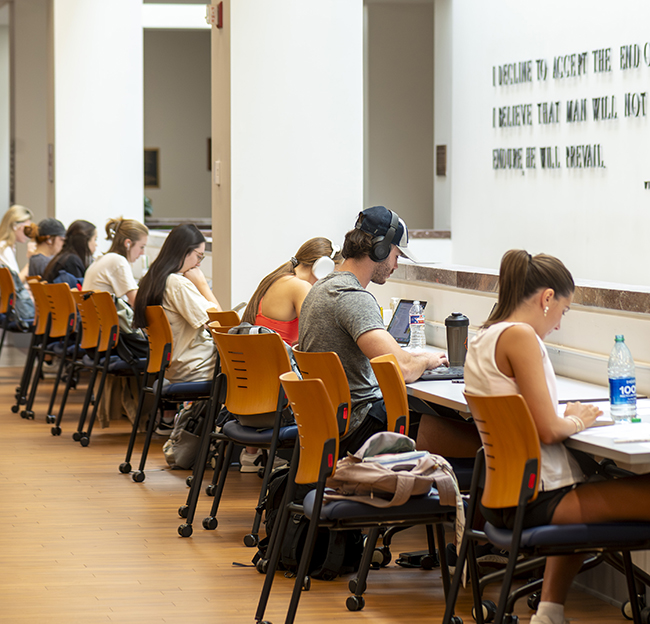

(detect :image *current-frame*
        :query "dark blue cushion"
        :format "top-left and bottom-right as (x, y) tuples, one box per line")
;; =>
(485, 521), (650, 550)
(221, 419), (297, 445)
(303, 488), (453, 523)
(161, 379), (212, 398)
(107, 357), (147, 373)
(52, 343), (78, 357)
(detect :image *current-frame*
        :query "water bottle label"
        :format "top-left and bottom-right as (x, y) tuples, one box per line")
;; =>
(409, 314), (424, 326)
(609, 377), (636, 405)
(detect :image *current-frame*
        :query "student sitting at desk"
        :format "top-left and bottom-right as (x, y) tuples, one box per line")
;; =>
(464, 249), (650, 624)
(298, 206), (474, 456)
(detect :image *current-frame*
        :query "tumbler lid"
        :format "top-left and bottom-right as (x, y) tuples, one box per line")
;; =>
(445, 312), (469, 327)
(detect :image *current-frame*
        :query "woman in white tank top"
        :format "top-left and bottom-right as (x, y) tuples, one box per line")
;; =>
(465, 249), (650, 624)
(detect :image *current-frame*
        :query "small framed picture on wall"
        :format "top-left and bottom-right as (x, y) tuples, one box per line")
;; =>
(144, 148), (160, 188)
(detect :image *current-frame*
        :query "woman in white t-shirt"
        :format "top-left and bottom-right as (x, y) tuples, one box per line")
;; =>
(464, 249), (650, 624)
(84, 218), (149, 305)
(133, 223), (221, 384)
(0, 204), (34, 283)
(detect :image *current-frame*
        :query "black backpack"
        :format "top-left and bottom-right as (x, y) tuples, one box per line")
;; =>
(254, 468), (364, 580)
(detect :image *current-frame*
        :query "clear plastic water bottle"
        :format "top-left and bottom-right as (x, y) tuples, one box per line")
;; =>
(408, 300), (426, 350)
(608, 335), (636, 422)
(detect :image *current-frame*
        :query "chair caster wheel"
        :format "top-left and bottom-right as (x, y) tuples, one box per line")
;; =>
(450, 617), (463, 624)
(346, 595), (365, 612)
(206, 484), (216, 496)
(472, 600), (496, 623)
(202, 516), (218, 530)
(503, 616), (519, 624)
(372, 546), (391, 567)
(527, 592), (541, 611)
(72, 431), (81, 441)
(178, 505), (189, 519)
(178, 523), (193, 537)
(51, 426), (61, 436)
(132, 471), (145, 483)
(421, 553), (437, 570)
(19, 397), (26, 405)
(80, 436), (89, 447)
(256, 558), (269, 574)
(45, 414), (55, 424)
(21, 410), (34, 420)
(243, 533), (258, 547)
(186, 475), (194, 487)
(302, 576), (310, 591)
(11, 404), (19, 413)
(348, 578), (366, 595)
(119, 462), (131, 474)
(640, 606), (650, 624)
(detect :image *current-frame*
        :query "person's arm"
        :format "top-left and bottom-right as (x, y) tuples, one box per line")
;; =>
(182, 267), (221, 309)
(356, 328), (447, 383)
(497, 323), (601, 444)
(124, 289), (137, 307)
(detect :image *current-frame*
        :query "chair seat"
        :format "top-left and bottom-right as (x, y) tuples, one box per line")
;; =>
(221, 419), (297, 445)
(107, 357), (147, 373)
(52, 343), (79, 357)
(303, 488), (454, 523)
(485, 521), (650, 550)
(158, 379), (213, 398)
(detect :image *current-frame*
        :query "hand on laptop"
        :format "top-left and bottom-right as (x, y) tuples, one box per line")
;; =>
(427, 352), (448, 370)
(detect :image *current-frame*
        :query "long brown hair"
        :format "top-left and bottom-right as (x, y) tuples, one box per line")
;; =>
(484, 249), (574, 327)
(105, 217), (148, 257)
(242, 237), (341, 324)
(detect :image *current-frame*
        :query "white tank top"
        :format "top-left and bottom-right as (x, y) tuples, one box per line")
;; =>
(465, 322), (584, 492)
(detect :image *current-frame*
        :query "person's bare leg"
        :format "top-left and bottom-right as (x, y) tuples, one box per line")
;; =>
(415, 413), (481, 457)
(538, 554), (584, 604)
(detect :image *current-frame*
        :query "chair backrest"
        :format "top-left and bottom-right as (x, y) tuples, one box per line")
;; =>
(464, 393), (541, 509)
(280, 371), (339, 485)
(0, 266), (15, 315)
(72, 291), (102, 350)
(43, 283), (76, 338)
(91, 292), (119, 353)
(292, 348), (351, 436)
(144, 305), (173, 375)
(212, 331), (292, 415)
(30, 280), (52, 336)
(207, 308), (240, 327)
(369, 354), (409, 435)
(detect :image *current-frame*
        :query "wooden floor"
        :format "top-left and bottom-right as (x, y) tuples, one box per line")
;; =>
(0, 345), (626, 623)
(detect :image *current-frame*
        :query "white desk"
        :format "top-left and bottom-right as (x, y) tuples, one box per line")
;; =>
(406, 375), (611, 417)
(565, 398), (650, 472)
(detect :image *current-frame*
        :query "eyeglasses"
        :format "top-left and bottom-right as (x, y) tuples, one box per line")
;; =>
(194, 250), (205, 263)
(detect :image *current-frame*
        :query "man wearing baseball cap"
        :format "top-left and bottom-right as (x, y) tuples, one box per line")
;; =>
(299, 206), (478, 456)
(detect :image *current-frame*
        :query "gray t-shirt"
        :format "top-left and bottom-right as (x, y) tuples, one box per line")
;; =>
(298, 271), (385, 428)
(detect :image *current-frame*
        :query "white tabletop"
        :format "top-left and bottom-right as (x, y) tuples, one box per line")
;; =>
(406, 374), (612, 416)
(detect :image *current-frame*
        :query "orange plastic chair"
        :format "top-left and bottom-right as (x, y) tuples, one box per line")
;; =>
(13, 279), (52, 417)
(206, 308), (240, 326)
(255, 371), (457, 623)
(443, 393), (650, 624)
(0, 266), (33, 362)
(177, 330), (294, 543)
(370, 354), (409, 435)
(292, 349), (351, 436)
(119, 305), (214, 482)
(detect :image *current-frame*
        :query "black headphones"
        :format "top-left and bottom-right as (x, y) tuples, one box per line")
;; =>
(355, 209), (400, 262)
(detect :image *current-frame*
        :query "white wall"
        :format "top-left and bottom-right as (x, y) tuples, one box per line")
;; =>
(449, 0), (650, 287)
(52, 0), (143, 253)
(217, 0), (364, 308)
(143, 29), (211, 220)
(365, 2), (433, 230)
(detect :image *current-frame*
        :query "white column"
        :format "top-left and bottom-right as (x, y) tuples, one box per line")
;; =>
(211, 0), (364, 308)
(52, 0), (143, 251)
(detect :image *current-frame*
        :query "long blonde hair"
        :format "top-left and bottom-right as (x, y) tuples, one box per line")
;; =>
(0, 205), (33, 247)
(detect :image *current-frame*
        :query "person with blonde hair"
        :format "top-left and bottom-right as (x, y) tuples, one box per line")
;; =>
(242, 237), (341, 345)
(24, 218), (66, 278)
(0, 204), (34, 283)
(83, 218), (149, 306)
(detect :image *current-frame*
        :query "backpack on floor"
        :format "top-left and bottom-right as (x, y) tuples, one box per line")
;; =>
(253, 468), (363, 580)
(162, 400), (209, 469)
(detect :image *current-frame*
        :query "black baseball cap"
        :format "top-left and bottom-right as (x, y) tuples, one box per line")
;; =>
(355, 206), (417, 262)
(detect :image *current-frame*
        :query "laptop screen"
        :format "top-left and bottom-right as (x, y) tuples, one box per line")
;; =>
(386, 299), (427, 345)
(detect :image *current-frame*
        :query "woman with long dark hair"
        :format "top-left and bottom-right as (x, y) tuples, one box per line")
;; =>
(242, 237), (341, 345)
(133, 223), (221, 383)
(465, 249), (650, 624)
(43, 220), (97, 286)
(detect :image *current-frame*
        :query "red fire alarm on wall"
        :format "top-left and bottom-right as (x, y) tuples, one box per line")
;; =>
(206, 2), (223, 29)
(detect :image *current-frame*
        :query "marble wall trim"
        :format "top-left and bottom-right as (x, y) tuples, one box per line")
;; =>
(394, 264), (650, 315)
